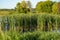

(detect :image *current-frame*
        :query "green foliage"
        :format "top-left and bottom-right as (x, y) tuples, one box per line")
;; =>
(52, 2), (60, 14)
(0, 13), (60, 40)
(0, 31), (60, 40)
(36, 1), (53, 13)
(0, 13), (60, 31)
(27, 1), (32, 12)
(16, 1), (32, 13)
(16, 1), (28, 13)
(0, 31), (5, 40)
(16, 2), (23, 13)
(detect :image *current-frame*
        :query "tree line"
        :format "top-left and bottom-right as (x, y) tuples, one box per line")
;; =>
(15, 0), (60, 14)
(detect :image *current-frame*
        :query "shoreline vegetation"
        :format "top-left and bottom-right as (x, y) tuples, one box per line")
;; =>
(0, 13), (60, 31)
(0, 0), (60, 40)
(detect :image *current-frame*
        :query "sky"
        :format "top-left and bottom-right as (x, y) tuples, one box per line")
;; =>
(0, 0), (59, 9)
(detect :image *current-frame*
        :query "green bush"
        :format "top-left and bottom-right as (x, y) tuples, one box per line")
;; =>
(36, 1), (53, 13)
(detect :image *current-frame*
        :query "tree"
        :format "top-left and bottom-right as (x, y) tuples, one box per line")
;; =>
(27, 1), (32, 12)
(21, 1), (28, 13)
(16, 1), (28, 13)
(36, 1), (53, 13)
(16, 2), (23, 13)
(52, 2), (60, 14)
(16, 0), (32, 13)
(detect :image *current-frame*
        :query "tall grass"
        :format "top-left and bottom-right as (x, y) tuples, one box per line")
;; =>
(0, 13), (60, 40)
(0, 13), (60, 31)
(0, 31), (5, 40)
